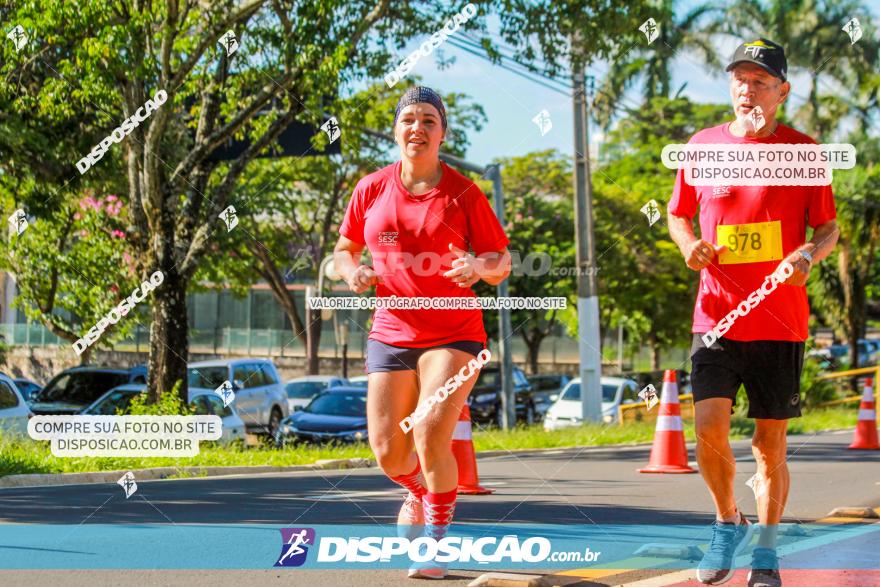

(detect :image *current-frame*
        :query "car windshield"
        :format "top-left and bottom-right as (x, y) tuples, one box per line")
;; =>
(286, 381), (329, 399)
(305, 392), (366, 417)
(87, 389), (140, 415)
(39, 372), (130, 405)
(188, 367), (228, 389)
(476, 370), (499, 387)
(561, 383), (619, 402)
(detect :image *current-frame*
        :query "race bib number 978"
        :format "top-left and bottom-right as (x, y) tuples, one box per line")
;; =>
(716, 220), (783, 265)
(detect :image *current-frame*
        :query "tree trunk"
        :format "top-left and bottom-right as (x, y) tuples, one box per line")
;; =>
(306, 310), (322, 375)
(647, 332), (661, 370)
(146, 269), (190, 404)
(522, 328), (545, 375)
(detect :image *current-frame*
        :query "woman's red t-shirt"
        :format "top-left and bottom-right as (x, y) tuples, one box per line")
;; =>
(339, 160), (509, 347)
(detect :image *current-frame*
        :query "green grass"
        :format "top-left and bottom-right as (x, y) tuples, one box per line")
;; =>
(0, 407), (860, 478)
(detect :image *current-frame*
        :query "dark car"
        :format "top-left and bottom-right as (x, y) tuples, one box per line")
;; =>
(279, 386), (368, 445)
(527, 373), (572, 417)
(28, 365), (148, 415)
(467, 365), (536, 426)
(13, 378), (42, 402)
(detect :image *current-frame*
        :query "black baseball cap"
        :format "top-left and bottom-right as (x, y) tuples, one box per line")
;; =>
(726, 38), (788, 82)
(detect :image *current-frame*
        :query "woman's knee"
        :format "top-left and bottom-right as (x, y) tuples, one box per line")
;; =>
(412, 427), (452, 464)
(370, 432), (411, 472)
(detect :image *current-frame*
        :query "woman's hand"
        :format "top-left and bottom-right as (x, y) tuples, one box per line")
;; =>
(347, 265), (381, 294)
(443, 243), (482, 288)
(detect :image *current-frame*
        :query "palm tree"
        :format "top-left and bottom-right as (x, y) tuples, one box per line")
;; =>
(717, 0), (879, 140)
(592, 0), (723, 130)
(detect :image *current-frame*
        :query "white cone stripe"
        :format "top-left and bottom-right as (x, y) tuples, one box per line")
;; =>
(452, 420), (472, 441)
(858, 409), (876, 421)
(662, 383), (680, 404)
(656, 415), (683, 431)
(862, 389), (875, 402)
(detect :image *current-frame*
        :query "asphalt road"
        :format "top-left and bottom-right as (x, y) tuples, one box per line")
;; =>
(0, 429), (877, 586)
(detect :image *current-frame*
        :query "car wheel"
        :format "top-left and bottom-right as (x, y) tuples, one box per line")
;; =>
(268, 407), (283, 448)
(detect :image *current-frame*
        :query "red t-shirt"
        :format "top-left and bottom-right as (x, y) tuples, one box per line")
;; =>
(669, 122), (836, 342)
(340, 160), (509, 347)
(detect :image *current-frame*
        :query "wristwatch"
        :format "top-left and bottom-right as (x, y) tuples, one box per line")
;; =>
(798, 249), (813, 265)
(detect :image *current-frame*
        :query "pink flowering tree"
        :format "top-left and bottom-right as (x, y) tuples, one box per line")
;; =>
(1, 193), (140, 364)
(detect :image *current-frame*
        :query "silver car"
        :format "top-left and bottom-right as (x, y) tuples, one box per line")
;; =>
(0, 373), (33, 437)
(187, 358), (289, 439)
(83, 383), (247, 445)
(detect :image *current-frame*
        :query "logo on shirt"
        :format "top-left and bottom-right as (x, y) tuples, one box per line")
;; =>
(378, 231), (398, 246)
(712, 185), (732, 198)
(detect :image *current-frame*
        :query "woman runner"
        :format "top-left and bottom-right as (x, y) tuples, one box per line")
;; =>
(333, 85), (511, 579)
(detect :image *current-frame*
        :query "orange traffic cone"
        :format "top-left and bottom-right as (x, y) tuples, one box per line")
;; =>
(848, 377), (879, 450)
(452, 404), (493, 495)
(638, 370), (696, 474)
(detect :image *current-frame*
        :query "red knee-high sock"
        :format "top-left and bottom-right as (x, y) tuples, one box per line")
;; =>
(390, 460), (426, 498)
(423, 489), (457, 540)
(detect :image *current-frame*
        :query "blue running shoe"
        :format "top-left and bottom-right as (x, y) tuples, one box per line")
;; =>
(697, 512), (754, 584)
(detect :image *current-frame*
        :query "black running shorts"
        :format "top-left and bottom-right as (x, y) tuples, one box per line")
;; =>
(690, 334), (805, 420)
(365, 338), (485, 373)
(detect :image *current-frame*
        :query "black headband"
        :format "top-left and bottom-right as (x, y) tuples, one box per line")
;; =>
(393, 86), (447, 130)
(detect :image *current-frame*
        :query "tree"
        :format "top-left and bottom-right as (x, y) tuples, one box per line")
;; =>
(0, 192), (140, 365)
(199, 81), (486, 374)
(475, 150), (575, 374)
(716, 0), (879, 139)
(809, 132), (880, 369)
(1, 0), (482, 402)
(591, 0), (722, 130)
(592, 97), (730, 368)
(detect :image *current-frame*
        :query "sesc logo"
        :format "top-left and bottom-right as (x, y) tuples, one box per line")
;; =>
(275, 527), (316, 567)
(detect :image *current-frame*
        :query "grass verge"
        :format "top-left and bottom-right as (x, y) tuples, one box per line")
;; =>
(0, 407), (860, 478)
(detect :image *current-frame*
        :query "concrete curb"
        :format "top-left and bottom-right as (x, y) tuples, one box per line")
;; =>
(0, 457), (376, 489)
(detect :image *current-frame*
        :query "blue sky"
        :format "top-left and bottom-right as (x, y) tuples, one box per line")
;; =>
(378, 3), (880, 166)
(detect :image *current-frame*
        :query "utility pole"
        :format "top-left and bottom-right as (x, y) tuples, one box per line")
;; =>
(570, 38), (603, 422)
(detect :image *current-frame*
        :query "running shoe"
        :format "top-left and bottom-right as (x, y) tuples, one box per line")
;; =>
(407, 498), (455, 579)
(747, 547), (781, 587)
(696, 511), (754, 584)
(397, 492), (424, 540)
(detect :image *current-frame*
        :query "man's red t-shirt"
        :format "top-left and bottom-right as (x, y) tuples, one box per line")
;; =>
(669, 122), (836, 342)
(340, 160), (509, 347)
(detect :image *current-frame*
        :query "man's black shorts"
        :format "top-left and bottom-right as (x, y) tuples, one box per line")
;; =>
(690, 334), (805, 420)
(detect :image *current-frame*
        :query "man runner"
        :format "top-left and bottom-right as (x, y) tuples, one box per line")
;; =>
(667, 38), (839, 587)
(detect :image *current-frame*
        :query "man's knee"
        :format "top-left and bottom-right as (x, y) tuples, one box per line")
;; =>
(752, 427), (788, 462)
(695, 401), (732, 443)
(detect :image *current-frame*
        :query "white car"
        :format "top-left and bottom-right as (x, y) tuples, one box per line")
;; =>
(187, 358), (289, 439)
(0, 373), (33, 437)
(543, 376), (639, 430)
(82, 384), (247, 445)
(284, 375), (348, 412)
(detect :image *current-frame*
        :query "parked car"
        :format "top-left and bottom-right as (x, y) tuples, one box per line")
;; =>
(543, 376), (639, 430)
(13, 378), (42, 402)
(284, 375), (348, 412)
(279, 386), (368, 445)
(0, 373), (33, 437)
(347, 375), (369, 388)
(467, 365), (536, 426)
(82, 383), (246, 445)
(626, 369), (691, 397)
(187, 358), (289, 439)
(28, 365), (148, 415)
(527, 374), (572, 417)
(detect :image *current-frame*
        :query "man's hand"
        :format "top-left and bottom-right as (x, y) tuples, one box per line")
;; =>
(681, 239), (727, 271)
(780, 250), (811, 286)
(346, 265), (381, 294)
